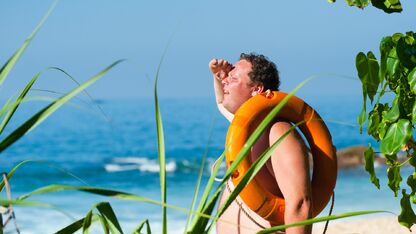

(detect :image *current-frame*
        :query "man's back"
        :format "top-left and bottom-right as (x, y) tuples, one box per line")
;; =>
(217, 121), (311, 234)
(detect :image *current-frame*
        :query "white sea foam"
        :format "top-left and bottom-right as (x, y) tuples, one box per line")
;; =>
(105, 157), (177, 173)
(104, 164), (139, 172)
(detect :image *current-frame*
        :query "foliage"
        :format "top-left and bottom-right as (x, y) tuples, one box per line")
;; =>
(328, 0), (403, 13)
(357, 31), (416, 228)
(0, 1), (121, 233)
(0, 1), (393, 234)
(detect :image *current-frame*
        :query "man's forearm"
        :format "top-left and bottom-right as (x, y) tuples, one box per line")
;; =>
(213, 75), (224, 104)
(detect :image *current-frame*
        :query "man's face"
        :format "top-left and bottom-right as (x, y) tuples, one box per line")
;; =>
(222, 59), (259, 114)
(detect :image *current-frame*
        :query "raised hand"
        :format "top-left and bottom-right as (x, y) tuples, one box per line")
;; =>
(209, 59), (234, 80)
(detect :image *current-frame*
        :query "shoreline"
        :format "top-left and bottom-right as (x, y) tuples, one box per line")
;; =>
(312, 215), (414, 234)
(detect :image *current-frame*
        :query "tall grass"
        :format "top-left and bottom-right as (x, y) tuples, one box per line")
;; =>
(0, 2), (392, 234)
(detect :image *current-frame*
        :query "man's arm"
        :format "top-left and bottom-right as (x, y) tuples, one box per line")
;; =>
(269, 122), (312, 234)
(209, 59), (234, 122)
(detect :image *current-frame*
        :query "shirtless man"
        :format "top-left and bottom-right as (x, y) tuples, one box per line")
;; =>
(210, 53), (312, 234)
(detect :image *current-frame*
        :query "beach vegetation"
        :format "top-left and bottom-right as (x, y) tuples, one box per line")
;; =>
(328, 0), (403, 13)
(0, 1), (400, 234)
(357, 31), (416, 229)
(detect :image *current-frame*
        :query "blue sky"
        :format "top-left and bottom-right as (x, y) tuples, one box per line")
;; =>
(0, 0), (415, 99)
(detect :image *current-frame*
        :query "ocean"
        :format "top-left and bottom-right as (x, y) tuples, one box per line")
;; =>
(0, 96), (409, 233)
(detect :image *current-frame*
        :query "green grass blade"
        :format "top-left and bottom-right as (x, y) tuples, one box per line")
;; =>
(22, 94), (110, 121)
(16, 184), (215, 220)
(184, 118), (216, 232)
(83, 202), (120, 234)
(0, 0), (58, 87)
(0, 65), (102, 135)
(0, 198), (54, 208)
(133, 219), (151, 234)
(188, 152), (225, 231)
(1, 159), (89, 193)
(98, 214), (110, 234)
(48, 66), (112, 123)
(153, 38), (173, 234)
(0, 98), (13, 120)
(0, 71), (41, 134)
(0, 60), (124, 153)
(257, 210), (391, 234)
(184, 154), (206, 231)
(96, 202), (123, 234)
(190, 190), (222, 232)
(82, 210), (94, 234)
(0, 160), (34, 192)
(0, 199), (74, 220)
(55, 214), (100, 234)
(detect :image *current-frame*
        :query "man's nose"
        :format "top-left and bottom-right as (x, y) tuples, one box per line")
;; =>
(221, 77), (229, 85)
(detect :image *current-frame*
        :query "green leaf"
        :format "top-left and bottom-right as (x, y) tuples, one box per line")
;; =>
(398, 189), (416, 229)
(133, 219), (152, 234)
(382, 96), (400, 123)
(358, 92), (367, 134)
(83, 210), (94, 234)
(189, 153), (225, 231)
(356, 51), (380, 102)
(98, 214), (110, 234)
(367, 109), (380, 138)
(371, 0), (402, 13)
(380, 36), (395, 82)
(0, 160), (33, 192)
(96, 202), (123, 234)
(408, 67), (416, 92)
(378, 120), (388, 140)
(364, 145), (380, 189)
(55, 215), (100, 234)
(410, 152), (416, 167)
(380, 119), (412, 155)
(0, 71), (41, 134)
(392, 33), (405, 43)
(154, 60), (167, 234)
(387, 165), (402, 196)
(397, 34), (416, 69)
(0, 60), (124, 153)
(184, 120), (216, 231)
(385, 153), (398, 166)
(386, 49), (399, 81)
(345, 0), (370, 8)
(407, 173), (416, 196)
(412, 100), (416, 122)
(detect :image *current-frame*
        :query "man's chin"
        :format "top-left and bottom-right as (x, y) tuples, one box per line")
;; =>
(223, 103), (237, 114)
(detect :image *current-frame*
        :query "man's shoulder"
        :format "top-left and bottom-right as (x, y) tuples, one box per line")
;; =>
(269, 121), (292, 135)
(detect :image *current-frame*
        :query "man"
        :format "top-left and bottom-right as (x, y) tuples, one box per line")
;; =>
(210, 53), (312, 234)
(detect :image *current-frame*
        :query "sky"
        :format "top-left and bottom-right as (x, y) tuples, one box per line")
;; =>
(0, 0), (415, 100)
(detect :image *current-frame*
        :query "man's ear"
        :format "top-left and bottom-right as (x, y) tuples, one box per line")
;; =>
(251, 84), (264, 96)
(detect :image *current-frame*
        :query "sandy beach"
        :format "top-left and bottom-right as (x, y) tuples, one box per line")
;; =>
(312, 216), (415, 234)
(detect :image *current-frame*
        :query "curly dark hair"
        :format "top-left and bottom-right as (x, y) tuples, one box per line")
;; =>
(240, 52), (280, 91)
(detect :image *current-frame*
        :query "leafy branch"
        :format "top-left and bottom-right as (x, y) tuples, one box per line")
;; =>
(328, 0), (403, 13)
(357, 31), (416, 229)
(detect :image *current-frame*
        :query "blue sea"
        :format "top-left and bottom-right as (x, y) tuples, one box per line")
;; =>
(0, 96), (410, 233)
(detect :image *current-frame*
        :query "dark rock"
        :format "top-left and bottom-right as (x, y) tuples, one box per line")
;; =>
(336, 145), (367, 169)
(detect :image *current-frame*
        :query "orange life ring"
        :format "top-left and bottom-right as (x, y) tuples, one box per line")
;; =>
(225, 91), (337, 225)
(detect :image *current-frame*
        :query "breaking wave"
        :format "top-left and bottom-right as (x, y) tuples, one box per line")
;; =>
(104, 156), (226, 174)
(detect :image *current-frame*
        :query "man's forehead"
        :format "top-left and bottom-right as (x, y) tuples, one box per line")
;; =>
(233, 59), (252, 73)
